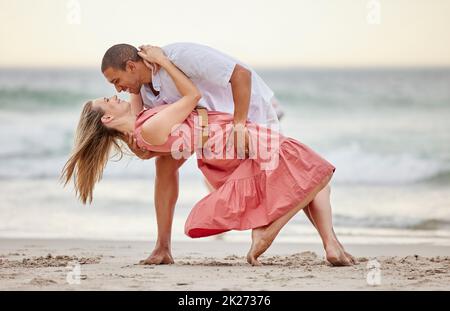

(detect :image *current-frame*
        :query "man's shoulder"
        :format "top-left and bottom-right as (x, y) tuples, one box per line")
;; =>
(162, 42), (206, 50)
(162, 42), (223, 57)
(162, 42), (195, 54)
(162, 42), (241, 70)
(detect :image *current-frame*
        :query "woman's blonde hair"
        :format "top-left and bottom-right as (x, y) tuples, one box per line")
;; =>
(61, 101), (124, 204)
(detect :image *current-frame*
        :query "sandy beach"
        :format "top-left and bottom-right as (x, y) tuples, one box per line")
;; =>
(1, 238), (449, 291)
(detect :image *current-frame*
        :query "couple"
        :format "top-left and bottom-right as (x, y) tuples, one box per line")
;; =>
(62, 42), (355, 266)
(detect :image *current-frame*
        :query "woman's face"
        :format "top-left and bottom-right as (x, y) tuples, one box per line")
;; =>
(92, 95), (130, 128)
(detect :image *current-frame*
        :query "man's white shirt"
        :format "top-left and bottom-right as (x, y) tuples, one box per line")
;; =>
(140, 42), (280, 127)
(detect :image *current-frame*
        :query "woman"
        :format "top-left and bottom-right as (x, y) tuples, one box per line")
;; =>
(62, 46), (355, 266)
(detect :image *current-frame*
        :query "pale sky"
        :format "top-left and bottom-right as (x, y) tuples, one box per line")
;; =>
(1, 0), (449, 68)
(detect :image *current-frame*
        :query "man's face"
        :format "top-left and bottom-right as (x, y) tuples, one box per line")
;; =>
(103, 62), (142, 94)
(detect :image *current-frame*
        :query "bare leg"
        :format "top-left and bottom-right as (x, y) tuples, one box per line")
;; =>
(247, 173), (332, 266)
(305, 189), (356, 264)
(304, 206), (356, 264)
(306, 185), (354, 265)
(140, 155), (186, 265)
(247, 173), (352, 266)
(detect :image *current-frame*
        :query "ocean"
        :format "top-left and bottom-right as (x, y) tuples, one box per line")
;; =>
(1, 67), (449, 246)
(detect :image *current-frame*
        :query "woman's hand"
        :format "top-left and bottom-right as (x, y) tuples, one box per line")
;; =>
(124, 132), (155, 160)
(138, 45), (168, 65)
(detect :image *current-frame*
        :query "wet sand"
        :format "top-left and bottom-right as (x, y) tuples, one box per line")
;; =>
(1, 238), (449, 290)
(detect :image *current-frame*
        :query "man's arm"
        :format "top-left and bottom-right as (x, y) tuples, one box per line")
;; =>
(163, 44), (252, 124)
(229, 64), (252, 157)
(229, 64), (252, 125)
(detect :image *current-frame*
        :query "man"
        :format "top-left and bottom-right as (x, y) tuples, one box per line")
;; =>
(101, 42), (280, 264)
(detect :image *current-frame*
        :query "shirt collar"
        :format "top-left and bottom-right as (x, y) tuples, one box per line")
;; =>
(151, 69), (161, 91)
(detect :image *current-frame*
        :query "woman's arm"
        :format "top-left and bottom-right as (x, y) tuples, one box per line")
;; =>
(137, 46), (202, 145)
(125, 94), (156, 159)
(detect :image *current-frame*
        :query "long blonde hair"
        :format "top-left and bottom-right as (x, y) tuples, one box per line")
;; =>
(61, 101), (125, 204)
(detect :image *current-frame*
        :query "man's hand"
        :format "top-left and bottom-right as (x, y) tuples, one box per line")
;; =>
(226, 123), (250, 158)
(124, 132), (155, 160)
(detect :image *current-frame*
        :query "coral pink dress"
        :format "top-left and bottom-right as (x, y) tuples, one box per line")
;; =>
(134, 105), (335, 238)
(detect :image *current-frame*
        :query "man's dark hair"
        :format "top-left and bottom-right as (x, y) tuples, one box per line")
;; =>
(101, 44), (142, 72)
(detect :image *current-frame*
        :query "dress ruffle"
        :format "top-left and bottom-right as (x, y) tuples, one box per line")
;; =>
(185, 138), (335, 238)
(134, 106), (336, 239)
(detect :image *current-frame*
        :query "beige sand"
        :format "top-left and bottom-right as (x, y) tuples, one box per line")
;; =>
(1, 238), (449, 290)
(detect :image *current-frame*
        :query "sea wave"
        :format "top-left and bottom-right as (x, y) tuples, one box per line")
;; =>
(0, 88), (92, 111)
(1, 144), (449, 186)
(1, 68), (450, 186)
(330, 214), (450, 231)
(325, 143), (450, 185)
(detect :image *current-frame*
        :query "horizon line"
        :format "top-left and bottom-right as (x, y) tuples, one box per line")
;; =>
(2, 64), (450, 71)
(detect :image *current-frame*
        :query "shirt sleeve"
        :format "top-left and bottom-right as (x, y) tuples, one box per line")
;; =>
(163, 43), (237, 88)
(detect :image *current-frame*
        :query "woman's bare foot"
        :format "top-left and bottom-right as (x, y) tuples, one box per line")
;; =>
(247, 175), (335, 267)
(336, 240), (357, 264)
(344, 251), (357, 264)
(324, 240), (353, 266)
(246, 226), (278, 266)
(139, 248), (174, 265)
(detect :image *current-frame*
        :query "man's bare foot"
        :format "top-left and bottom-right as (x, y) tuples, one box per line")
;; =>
(139, 248), (174, 265)
(246, 226), (278, 266)
(324, 240), (353, 266)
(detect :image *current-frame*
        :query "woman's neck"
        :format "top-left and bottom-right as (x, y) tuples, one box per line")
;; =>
(115, 113), (137, 134)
